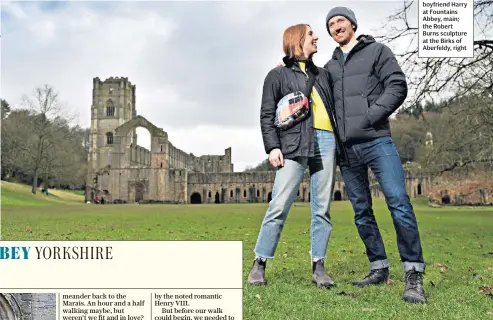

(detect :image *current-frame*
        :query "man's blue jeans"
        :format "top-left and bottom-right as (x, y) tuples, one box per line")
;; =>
(254, 130), (336, 261)
(340, 136), (425, 272)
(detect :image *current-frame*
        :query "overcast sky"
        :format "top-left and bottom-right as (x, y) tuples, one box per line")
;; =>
(2, 0), (421, 171)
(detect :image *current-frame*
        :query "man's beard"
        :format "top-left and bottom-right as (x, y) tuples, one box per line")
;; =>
(333, 30), (352, 46)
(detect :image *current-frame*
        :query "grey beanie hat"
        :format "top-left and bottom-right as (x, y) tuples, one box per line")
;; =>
(325, 7), (357, 33)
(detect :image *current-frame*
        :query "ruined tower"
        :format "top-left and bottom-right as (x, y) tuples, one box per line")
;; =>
(86, 77), (136, 197)
(89, 77), (136, 170)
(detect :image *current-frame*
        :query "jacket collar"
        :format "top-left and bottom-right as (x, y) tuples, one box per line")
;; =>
(331, 34), (376, 61)
(283, 56), (319, 76)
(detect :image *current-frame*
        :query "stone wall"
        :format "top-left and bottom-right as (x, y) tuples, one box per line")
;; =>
(167, 144), (233, 173)
(428, 178), (493, 204)
(93, 163), (427, 204)
(186, 170), (352, 204)
(31, 294), (56, 320)
(168, 169), (188, 202)
(129, 145), (151, 165)
(188, 171), (277, 204)
(0, 293), (56, 320)
(94, 162), (427, 205)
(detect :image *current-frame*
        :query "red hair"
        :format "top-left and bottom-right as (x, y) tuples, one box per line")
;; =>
(283, 24), (310, 58)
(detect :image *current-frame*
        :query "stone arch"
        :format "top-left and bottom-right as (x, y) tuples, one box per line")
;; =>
(115, 115), (166, 140)
(135, 182), (145, 202)
(334, 190), (342, 201)
(128, 180), (148, 203)
(268, 192), (272, 202)
(441, 190), (450, 204)
(0, 294), (22, 320)
(417, 183), (422, 195)
(215, 191), (220, 204)
(235, 188), (241, 202)
(190, 192), (201, 204)
(114, 116), (167, 161)
(101, 190), (111, 204)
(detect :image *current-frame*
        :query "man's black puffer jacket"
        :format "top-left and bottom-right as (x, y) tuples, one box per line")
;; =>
(324, 35), (408, 144)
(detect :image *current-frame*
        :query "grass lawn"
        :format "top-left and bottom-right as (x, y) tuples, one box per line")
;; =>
(0, 181), (85, 206)
(1, 182), (493, 319)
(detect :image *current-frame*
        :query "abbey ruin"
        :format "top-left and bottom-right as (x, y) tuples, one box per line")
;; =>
(86, 77), (429, 204)
(0, 293), (56, 320)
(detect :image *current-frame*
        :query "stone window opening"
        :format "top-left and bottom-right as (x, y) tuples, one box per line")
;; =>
(106, 99), (115, 116)
(106, 132), (113, 144)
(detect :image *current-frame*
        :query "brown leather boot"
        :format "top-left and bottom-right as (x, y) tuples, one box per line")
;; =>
(247, 258), (267, 286)
(312, 259), (335, 288)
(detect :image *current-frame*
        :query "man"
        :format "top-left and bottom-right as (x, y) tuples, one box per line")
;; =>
(323, 7), (426, 304)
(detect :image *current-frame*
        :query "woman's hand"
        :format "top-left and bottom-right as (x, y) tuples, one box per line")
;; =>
(269, 148), (284, 167)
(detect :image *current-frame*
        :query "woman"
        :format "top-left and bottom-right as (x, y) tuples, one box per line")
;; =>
(248, 24), (341, 288)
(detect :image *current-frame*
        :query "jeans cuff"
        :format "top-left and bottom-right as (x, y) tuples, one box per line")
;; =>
(309, 250), (326, 262)
(370, 259), (390, 270)
(254, 250), (273, 260)
(402, 262), (425, 273)
(312, 256), (326, 262)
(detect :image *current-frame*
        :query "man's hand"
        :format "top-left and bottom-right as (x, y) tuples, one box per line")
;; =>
(269, 148), (284, 167)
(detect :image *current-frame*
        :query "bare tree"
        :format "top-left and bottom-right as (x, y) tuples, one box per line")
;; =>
(390, 114), (427, 162)
(417, 94), (493, 174)
(1, 99), (11, 119)
(36, 118), (86, 187)
(375, 0), (493, 108)
(21, 85), (76, 194)
(1, 110), (32, 180)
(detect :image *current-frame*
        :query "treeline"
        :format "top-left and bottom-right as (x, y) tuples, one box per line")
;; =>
(1, 85), (90, 194)
(245, 93), (493, 175)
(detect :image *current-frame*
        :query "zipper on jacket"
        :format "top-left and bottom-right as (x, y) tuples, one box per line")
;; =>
(339, 44), (361, 143)
(341, 56), (346, 143)
(292, 64), (315, 157)
(293, 65), (314, 126)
